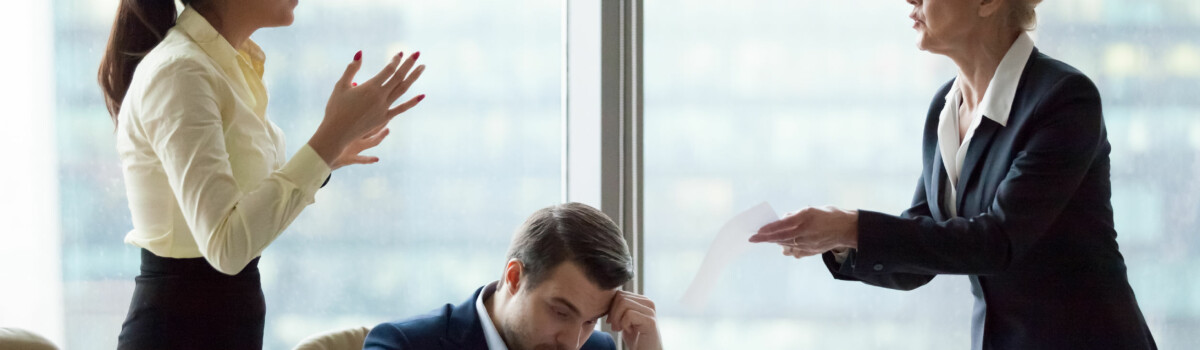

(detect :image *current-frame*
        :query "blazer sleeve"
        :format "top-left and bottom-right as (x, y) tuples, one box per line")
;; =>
(822, 174), (938, 291)
(841, 74), (1105, 278)
(362, 323), (412, 350)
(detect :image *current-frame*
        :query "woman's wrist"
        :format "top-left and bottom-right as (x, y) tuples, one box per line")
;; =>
(307, 127), (345, 167)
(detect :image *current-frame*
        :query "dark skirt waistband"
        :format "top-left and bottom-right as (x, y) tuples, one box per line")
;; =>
(139, 248), (259, 278)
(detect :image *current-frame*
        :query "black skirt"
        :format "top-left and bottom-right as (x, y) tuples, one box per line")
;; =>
(117, 249), (266, 350)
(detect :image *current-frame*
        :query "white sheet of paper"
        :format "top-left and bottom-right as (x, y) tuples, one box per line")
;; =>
(679, 202), (780, 310)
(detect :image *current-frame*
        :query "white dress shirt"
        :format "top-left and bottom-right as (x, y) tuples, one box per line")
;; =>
(476, 282), (509, 350)
(938, 32), (1034, 218)
(115, 7), (330, 275)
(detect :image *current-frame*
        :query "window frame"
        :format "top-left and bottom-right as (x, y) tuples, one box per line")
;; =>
(562, 0), (645, 344)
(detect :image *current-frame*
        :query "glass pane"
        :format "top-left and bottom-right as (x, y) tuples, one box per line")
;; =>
(51, 1), (561, 348)
(643, 1), (1200, 349)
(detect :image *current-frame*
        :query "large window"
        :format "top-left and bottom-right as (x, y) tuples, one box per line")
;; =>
(2, 0), (1198, 349)
(46, 1), (561, 348)
(643, 0), (1200, 349)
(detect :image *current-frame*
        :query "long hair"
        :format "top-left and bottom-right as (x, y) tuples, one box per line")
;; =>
(97, 0), (192, 125)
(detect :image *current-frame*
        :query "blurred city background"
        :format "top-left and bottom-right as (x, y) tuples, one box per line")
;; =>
(5, 0), (1198, 348)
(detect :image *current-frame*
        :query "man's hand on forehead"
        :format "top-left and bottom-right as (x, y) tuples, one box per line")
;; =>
(605, 290), (663, 350)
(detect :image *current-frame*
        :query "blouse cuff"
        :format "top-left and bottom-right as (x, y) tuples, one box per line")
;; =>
(278, 144), (333, 194)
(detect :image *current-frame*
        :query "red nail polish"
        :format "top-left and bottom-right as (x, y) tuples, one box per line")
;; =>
(412, 51), (420, 60)
(354, 50), (362, 61)
(398, 52), (403, 58)
(417, 94), (426, 101)
(352, 82), (357, 87)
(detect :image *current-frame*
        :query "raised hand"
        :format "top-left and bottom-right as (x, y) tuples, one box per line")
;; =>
(308, 50), (426, 167)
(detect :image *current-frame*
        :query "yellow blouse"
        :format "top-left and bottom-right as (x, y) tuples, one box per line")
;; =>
(115, 7), (330, 275)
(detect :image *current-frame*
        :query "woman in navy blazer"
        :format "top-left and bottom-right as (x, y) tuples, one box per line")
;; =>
(749, 0), (1156, 348)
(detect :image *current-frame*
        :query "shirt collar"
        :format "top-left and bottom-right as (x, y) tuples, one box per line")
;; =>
(476, 282), (509, 350)
(943, 31), (1035, 127)
(175, 6), (267, 80)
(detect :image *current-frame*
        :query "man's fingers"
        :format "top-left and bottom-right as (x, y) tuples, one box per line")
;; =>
(386, 94), (426, 118)
(607, 293), (633, 330)
(624, 331), (641, 350)
(336, 51), (364, 90)
(607, 296), (628, 329)
(615, 308), (653, 335)
(617, 291), (655, 311)
(606, 292), (659, 349)
(608, 293), (655, 332)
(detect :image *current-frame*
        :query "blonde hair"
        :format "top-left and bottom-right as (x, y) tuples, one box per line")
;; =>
(1008, 0), (1042, 31)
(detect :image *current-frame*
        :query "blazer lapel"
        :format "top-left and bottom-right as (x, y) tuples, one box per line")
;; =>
(955, 118), (1001, 212)
(929, 150), (949, 221)
(442, 286), (489, 350)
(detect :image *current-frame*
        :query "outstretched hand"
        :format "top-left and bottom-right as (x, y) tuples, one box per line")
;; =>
(749, 206), (859, 258)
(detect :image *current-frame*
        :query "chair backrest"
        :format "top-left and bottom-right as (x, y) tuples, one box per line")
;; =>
(0, 328), (58, 350)
(292, 326), (373, 350)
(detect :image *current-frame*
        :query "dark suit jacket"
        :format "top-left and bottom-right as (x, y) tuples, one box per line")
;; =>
(363, 285), (617, 350)
(823, 49), (1157, 349)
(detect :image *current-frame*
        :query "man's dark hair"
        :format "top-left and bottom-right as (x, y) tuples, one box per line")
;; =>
(506, 202), (634, 290)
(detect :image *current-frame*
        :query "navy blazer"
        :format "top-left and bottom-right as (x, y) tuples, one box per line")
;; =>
(363, 285), (617, 350)
(823, 49), (1157, 349)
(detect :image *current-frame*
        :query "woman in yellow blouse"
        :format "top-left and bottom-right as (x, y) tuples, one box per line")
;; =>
(97, 0), (425, 348)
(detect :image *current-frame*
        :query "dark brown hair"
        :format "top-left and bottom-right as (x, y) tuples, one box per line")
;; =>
(506, 203), (634, 290)
(98, 0), (199, 124)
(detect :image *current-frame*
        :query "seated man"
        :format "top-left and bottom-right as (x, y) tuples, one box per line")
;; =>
(364, 203), (663, 350)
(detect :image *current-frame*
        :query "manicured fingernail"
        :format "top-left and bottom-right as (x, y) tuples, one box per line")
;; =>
(417, 94), (426, 101)
(412, 51), (420, 60)
(351, 82), (357, 87)
(354, 50), (362, 61)
(397, 52), (403, 58)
